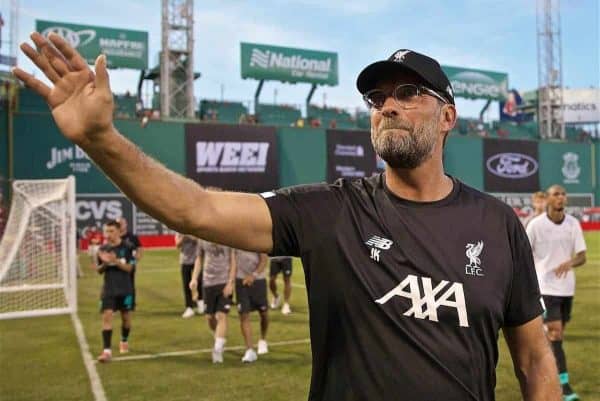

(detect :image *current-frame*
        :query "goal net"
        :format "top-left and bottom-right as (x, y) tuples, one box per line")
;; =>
(0, 177), (77, 319)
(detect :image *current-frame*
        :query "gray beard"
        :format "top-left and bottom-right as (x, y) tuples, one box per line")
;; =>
(371, 117), (439, 169)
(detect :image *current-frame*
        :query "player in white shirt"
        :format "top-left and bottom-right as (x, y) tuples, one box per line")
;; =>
(526, 185), (587, 401)
(522, 191), (547, 228)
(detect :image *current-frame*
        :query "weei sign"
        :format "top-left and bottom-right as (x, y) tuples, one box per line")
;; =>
(327, 130), (378, 182)
(36, 20), (148, 69)
(442, 66), (508, 101)
(484, 138), (539, 192)
(241, 42), (338, 86)
(185, 123), (279, 192)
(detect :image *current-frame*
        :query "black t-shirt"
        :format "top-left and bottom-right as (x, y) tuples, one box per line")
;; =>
(121, 231), (141, 252)
(262, 174), (542, 401)
(121, 231), (141, 280)
(98, 242), (136, 297)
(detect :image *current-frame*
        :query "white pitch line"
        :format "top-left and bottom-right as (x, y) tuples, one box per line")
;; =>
(71, 313), (108, 401)
(108, 338), (311, 363)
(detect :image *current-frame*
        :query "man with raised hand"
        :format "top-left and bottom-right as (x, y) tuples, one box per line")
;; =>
(14, 34), (561, 400)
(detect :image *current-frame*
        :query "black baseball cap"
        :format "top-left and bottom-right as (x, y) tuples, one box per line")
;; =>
(356, 49), (455, 105)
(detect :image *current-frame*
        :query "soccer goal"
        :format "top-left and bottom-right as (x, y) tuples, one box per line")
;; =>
(0, 176), (77, 319)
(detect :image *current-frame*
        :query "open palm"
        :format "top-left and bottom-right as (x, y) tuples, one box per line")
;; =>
(12, 32), (114, 145)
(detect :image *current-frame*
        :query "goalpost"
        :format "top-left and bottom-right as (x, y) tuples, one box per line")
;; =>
(0, 176), (77, 319)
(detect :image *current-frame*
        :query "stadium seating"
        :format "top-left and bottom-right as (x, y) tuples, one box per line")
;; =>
(355, 111), (371, 129)
(199, 100), (248, 123)
(114, 94), (139, 119)
(491, 121), (538, 139)
(255, 103), (301, 126)
(307, 105), (356, 129)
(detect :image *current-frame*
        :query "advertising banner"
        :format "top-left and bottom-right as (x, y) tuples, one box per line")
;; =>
(133, 209), (176, 236)
(241, 42), (338, 86)
(539, 142), (593, 193)
(76, 194), (133, 236)
(76, 194), (175, 237)
(326, 129), (378, 182)
(442, 66), (508, 101)
(483, 138), (539, 192)
(185, 123), (279, 192)
(562, 88), (600, 123)
(36, 20), (148, 69)
(13, 114), (116, 193)
(492, 192), (594, 221)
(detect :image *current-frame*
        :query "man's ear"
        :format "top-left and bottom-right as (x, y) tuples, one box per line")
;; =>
(440, 104), (457, 133)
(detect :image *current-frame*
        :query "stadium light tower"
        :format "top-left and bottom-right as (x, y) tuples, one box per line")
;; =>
(160, 0), (195, 119)
(9, 0), (19, 65)
(536, 0), (565, 140)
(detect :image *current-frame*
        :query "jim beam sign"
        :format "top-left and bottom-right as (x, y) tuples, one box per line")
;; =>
(46, 145), (93, 173)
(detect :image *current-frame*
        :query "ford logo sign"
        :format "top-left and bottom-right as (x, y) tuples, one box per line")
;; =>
(486, 153), (538, 179)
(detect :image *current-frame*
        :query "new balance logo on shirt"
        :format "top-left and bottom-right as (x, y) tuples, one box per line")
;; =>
(366, 235), (393, 262)
(375, 274), (469, 328)
(365, 235), (393, 250)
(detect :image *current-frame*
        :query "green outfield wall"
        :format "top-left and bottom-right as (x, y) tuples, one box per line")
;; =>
(4, 112), (598, 205)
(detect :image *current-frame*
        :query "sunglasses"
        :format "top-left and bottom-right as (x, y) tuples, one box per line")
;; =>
(363, 84), (448, 110)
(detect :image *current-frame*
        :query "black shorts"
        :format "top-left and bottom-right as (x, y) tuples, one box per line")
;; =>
(100, 294), (135, 312)
(236, 278), (268, 314)
(203, 284), (233, 315)
(270, 258), (292, 277)
(542, 295), (573, 323)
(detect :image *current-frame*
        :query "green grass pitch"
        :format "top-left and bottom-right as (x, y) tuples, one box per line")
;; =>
(1, 233), (598, 401)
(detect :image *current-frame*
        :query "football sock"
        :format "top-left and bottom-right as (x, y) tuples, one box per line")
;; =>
(102, 329), (112, 350)
(214, 336), (226, 351)
(121, 326), (130, 342)
(551, 340), (567, 373)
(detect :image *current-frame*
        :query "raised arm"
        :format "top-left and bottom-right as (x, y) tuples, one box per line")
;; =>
(13, 32), (273, 252)
(503, 317), (562, 401)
